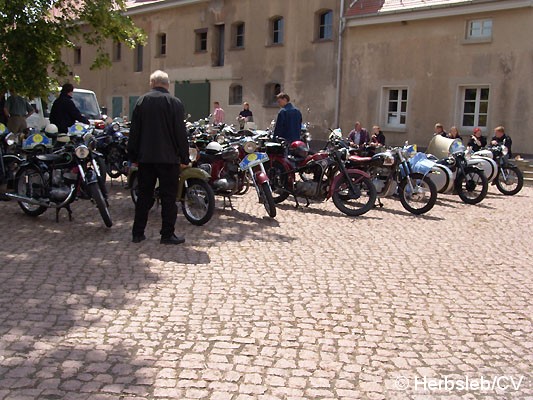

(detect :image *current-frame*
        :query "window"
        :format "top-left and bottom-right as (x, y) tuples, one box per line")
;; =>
(134, 44), (143, 72)
(233, 22), (245, 48)
(213, 24), (225, 67)
(384, 88), (408, 128)
(229, 84), (243, 105)
(466, 19), (492, 40)
(318, 10), (333, 40)
(195, 29), (208, 52)
(271, 17), (284, 45)
(112, 42), (121, 62)
(461, 87), (490, 128)
(74, 47), (81, 65)
(264, 82), (281, 106)
(157, 33), (167, 56)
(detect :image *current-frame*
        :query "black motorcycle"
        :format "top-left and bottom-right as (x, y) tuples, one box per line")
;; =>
(488, 144), (523, 195)
(96, 120), (129, 179)
(3, 131), (112, 227)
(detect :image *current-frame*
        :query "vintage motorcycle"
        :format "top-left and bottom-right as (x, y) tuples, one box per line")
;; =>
(472, 145), (523, 195)
(95, 119), (129, 179)
(345, 138), (438, 215)
(265, 131), (377, 217)
(128, 151), (215, 225)
(3, 128), (112, 227)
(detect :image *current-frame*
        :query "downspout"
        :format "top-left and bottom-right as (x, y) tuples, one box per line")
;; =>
(334, 0), (348, 128)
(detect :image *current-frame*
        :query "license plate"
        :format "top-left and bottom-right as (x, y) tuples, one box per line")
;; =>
(239, 152), (269, 170)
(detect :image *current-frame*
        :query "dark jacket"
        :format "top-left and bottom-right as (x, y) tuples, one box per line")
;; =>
(492, 134), (513, 157)
(49, 92), (89, 133)
(348, 128), (370, 146)
(371, 131), (386, 145)
(273, 103), (302, 143)
(467, 135), (487, 152)
(127, 87), (189, 164)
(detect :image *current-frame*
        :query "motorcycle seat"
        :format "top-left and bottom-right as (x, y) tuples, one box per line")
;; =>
(36, 154), (63, 162)
(348, 155), (372, 163)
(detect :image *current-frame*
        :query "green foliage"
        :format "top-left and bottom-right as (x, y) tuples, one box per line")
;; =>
(0, 0), (145, 97)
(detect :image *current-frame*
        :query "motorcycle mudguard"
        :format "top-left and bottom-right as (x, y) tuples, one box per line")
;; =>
(328, 168), (371, 198)
(177, 167), (210, 200)
(254, 171), (270, 185)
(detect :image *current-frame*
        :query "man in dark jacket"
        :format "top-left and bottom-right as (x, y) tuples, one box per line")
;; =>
(491, 125), (513, 158)
(128, 70), (190, 245)
(49, 83), (89, 133)
(273, 93), (302, 143)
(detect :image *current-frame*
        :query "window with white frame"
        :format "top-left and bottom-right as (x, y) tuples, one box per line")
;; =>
(466, 19), (492, 40)
(384, 88), (408, 128)
(461, 86), (490, 128)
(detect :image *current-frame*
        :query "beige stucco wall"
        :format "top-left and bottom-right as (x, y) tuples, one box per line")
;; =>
(65, 0), (339, 137)
(341, 6), (533, 154)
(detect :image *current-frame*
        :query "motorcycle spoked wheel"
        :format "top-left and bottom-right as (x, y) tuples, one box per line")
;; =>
(106, 146), (125, 179)
(456, 167), (488, 205)
(267, 161), (290, 204)
(181, 178), (215, 226)
(398, 173), (437, 215)
(87, 182), (113, 227)
(332, 173), (377, 217)
(15, 166), (47, 217)
(258, 182), (277, 218)
(495, 166), (523, 196)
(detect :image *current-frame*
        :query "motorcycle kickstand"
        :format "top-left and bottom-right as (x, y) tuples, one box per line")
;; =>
(375, 197), (384, 208)
(55, 204), (73, 223)
(223, 196), (234, 210)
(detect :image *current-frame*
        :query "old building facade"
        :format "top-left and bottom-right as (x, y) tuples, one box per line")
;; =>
(67, 0), (533, 153)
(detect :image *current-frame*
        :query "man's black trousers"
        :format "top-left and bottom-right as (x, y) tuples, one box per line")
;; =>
(132, 163), (180, 238)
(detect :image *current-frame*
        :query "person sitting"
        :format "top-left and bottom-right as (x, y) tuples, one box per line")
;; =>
(369, 125), (385, 147)
(491, 126), (513, 157)
(348, 121), (370, 147)
(434, 123), (447, 137)
(467, 127), (487, 152)
(447, 126), (462, 141)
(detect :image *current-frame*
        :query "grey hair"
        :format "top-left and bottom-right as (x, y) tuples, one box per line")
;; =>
(150, 70), (170, 86)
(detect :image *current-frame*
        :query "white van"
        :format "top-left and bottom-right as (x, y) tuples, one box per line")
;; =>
(27, 88), (102, 131)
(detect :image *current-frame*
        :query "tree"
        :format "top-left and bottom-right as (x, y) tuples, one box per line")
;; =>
(0, 0), (145, 97)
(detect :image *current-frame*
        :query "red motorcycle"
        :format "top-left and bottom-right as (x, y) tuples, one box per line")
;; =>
(265, 135), (376, 216)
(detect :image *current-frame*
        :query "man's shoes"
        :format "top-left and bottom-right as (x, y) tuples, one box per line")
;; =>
(132, 234), (146, 243)
(160, 234), (185, 245)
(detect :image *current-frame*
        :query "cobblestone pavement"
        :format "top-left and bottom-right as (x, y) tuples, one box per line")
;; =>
(0, 182), (531, 400)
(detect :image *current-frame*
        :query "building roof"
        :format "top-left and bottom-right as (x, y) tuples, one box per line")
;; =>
(346, 0), (472, 17)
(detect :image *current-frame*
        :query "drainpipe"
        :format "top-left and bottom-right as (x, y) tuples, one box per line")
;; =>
(334, 0), (348, 128)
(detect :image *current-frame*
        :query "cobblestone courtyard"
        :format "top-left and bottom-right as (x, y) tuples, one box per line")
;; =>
(0, 184), (531, 400)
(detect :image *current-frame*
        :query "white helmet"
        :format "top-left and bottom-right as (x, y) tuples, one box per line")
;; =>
(206, 141), (223, 153)
(45, 124), (58, 135)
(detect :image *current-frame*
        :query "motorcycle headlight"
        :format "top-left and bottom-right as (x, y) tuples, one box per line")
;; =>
(383, 155), (395, 166)
(5, 133), (16, 146)
(112, 123), (120, 132)
(189, 147), (198, 162)
(216, 134), (226, 144)
(501, 145), (509, 156)
(75, 145), (90, 159)
(243, 140), (258, 154)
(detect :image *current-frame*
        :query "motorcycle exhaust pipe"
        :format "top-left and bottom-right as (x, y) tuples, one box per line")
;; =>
(3, 186), (76, 209)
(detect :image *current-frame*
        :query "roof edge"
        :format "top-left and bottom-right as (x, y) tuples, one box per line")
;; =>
(125, 0), (209, 16)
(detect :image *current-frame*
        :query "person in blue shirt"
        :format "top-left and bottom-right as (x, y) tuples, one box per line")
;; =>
(273, 93), (302, 143)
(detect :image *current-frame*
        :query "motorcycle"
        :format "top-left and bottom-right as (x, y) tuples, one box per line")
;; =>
(345, 138), (438, 215)
(128, 148), (215, 226)
(265, 131), (377, 217)
(472, 145), (523, 195)
(96, 118), (129, 179)
(3, 128), (112, 227)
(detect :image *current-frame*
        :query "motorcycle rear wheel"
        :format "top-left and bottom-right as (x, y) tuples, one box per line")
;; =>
(181, 178), (215, 226)
(496, 166), (523, 195)
(332, 173), (377, 217)
(398, 173), (437, 215)
(267, 161), (290, 204)
(259, 182), (277, 218)
(456, 167), (488, 204)
(15, 166), (47, 217)
(88, 182), (113, 227)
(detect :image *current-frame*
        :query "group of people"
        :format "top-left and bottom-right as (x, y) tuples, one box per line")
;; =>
(433, 122), (513, 156)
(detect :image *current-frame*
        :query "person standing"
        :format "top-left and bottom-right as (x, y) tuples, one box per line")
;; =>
(467, 127), (487, 152)
(212, 101), (225, 125)
(128, 70), (190, 245)
(4, 89), (34, 133)
(49, 83), (89, 133)
(348, 121), (370, 147)
(273, 93), (302, 143)
(237, 102), (253, 129)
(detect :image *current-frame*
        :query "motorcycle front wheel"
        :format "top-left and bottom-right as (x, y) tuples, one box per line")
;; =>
(181, 178), (215, 226)
(15, 166), (47, 217)
(106, 146), (125, 179)
(267, 161), (290, 204)
(456, 167), (488, 204)
(87, 182), (113, 227)
(495, 166), (523, 195)
(259, 182), (277, 218)
(398, 173), (437, 215)
(332, 173), (377, 217)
